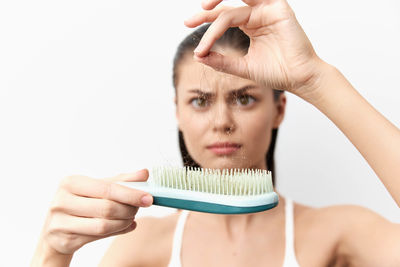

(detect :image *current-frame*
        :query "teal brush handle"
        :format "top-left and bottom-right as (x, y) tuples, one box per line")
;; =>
(118, 181), (279, 214)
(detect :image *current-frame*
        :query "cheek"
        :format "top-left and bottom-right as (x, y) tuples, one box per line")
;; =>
(178, 108), (209, 152)
(236, 107), (275, 151)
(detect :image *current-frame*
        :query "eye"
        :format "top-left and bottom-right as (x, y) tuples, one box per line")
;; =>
(190, 97), (210, 108)
(235, 94), (255, 106)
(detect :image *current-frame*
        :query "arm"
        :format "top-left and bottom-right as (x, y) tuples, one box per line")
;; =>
(185, 0), (400, 206)
(185, 0), (400, 264)
(304, 61), (400, 206)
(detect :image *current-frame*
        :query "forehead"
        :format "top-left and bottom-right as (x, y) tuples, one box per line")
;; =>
(176, 52), (257, 94)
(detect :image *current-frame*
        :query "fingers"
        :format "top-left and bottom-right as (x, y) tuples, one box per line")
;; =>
(61, 175), (153, 208)
(241, 0), (262, 6)
(201, 0), (223, 10)
(84, 220), (137, 242)
(192, 6), (252, 57)
(43, 171), (151, 255)
(184, 5), (253, 78)
(52, 190), (139, 220)
(184, 6), (234, 28)
(45, 216), (137, 254)
(194, 51), (250, 80)
(105, 168), (149, 182)
(201, 0), (260, 10)
(50, 213), (134, 236)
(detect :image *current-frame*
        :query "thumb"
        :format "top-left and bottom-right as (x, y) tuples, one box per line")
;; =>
(194, 51), (249, 80)
(105, 169), (149, 182)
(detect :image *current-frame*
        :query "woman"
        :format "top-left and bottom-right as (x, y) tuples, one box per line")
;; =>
(32, 0), (400, 266)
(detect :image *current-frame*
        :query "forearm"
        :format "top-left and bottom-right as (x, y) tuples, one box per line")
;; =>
(31, 238), (73, 267)
(303, 61), (400, 206)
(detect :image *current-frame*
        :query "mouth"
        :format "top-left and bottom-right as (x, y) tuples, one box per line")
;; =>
(206, 142), (242, 156)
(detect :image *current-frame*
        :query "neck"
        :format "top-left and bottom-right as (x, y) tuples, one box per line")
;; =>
(190, 159), (280, 240)
(191, 193), (285, 241)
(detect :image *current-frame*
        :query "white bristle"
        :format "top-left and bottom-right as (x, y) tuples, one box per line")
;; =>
(149, 166), (274, 196)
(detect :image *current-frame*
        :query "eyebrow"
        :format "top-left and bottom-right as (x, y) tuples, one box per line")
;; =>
(187, 85), (258, 96)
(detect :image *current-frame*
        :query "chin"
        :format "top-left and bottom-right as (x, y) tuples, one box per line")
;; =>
(199, 157), (257, 170)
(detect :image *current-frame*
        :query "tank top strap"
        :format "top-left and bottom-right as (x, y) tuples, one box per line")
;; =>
(282, 198), (300, 267)
(167, 209), (189, 267)
(167, 201), (300, 267)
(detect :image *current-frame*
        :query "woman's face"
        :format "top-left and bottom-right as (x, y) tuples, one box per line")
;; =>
(175, 49), (286, 170)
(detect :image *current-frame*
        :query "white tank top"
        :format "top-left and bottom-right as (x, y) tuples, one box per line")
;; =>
(167, 198), (300, 267)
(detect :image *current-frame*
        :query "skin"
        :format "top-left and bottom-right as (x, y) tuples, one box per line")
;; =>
(31, 170), (154, 266)
(99, 52), (400, 267)
(174, 48), (285, 170)
(32, 0), (400, 266)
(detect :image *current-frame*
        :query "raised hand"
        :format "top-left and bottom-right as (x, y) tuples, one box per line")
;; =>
(185, 0), (326, 99)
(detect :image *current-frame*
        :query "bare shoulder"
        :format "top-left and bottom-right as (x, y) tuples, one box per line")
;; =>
(294, 200), (392, 226)
(326, 204), (400, 266)
(100, 211), (181, 267)
(304, 202), (395, 229)
(294, 201), (400, 266)
(294, 201), (396, 239)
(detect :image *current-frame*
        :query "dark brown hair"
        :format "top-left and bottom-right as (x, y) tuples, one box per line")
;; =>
(172, 23), (282, 185)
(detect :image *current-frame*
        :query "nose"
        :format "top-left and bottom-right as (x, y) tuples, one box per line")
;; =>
(211, 101), (236, 135)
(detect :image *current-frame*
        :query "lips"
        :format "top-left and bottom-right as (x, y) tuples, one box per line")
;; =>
(206, 142), (242, 156)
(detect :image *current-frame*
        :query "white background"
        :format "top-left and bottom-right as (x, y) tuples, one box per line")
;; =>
(1, 0), (399, 266)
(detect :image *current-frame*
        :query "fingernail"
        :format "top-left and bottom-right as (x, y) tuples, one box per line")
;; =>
(141, 195), (153, 206)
